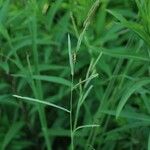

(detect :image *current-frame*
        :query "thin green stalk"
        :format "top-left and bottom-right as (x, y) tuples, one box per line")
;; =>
(70, 75), (74, 150)
(68, 1), (100, 146)
(68, 34), (74, 150)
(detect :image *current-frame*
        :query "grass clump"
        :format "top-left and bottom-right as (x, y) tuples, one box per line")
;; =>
(0, 0), (150, 150)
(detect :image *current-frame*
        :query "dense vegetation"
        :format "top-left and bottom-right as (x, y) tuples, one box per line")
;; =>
(0, 0), (150, 149)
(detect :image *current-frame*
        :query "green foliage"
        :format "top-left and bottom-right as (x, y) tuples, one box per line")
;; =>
(0, 0), (150, 149)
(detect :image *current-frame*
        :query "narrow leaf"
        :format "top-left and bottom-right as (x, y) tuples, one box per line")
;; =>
(13, 95), (70, 113)
(116, 78), (150, 118)
(74, 124), (99, 133)
(79, 85), (93, 105)
(33, 75), (71, 87)
(12, 74), (71, 87)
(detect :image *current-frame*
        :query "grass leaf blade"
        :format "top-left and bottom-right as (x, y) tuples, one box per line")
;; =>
(13, 95), (70, 113)
(116, 78), (150, 118)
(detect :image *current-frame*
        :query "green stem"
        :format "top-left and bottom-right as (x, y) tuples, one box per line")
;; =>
(70, 75), (74, 150)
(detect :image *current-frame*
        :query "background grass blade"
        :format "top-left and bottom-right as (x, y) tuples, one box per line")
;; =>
(1, 122), (24, 150)
(116, 78), (150, 118)
(33, 75), (71, 86)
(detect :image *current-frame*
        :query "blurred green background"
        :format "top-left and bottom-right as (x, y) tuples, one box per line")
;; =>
(0, 0), (150, 150)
